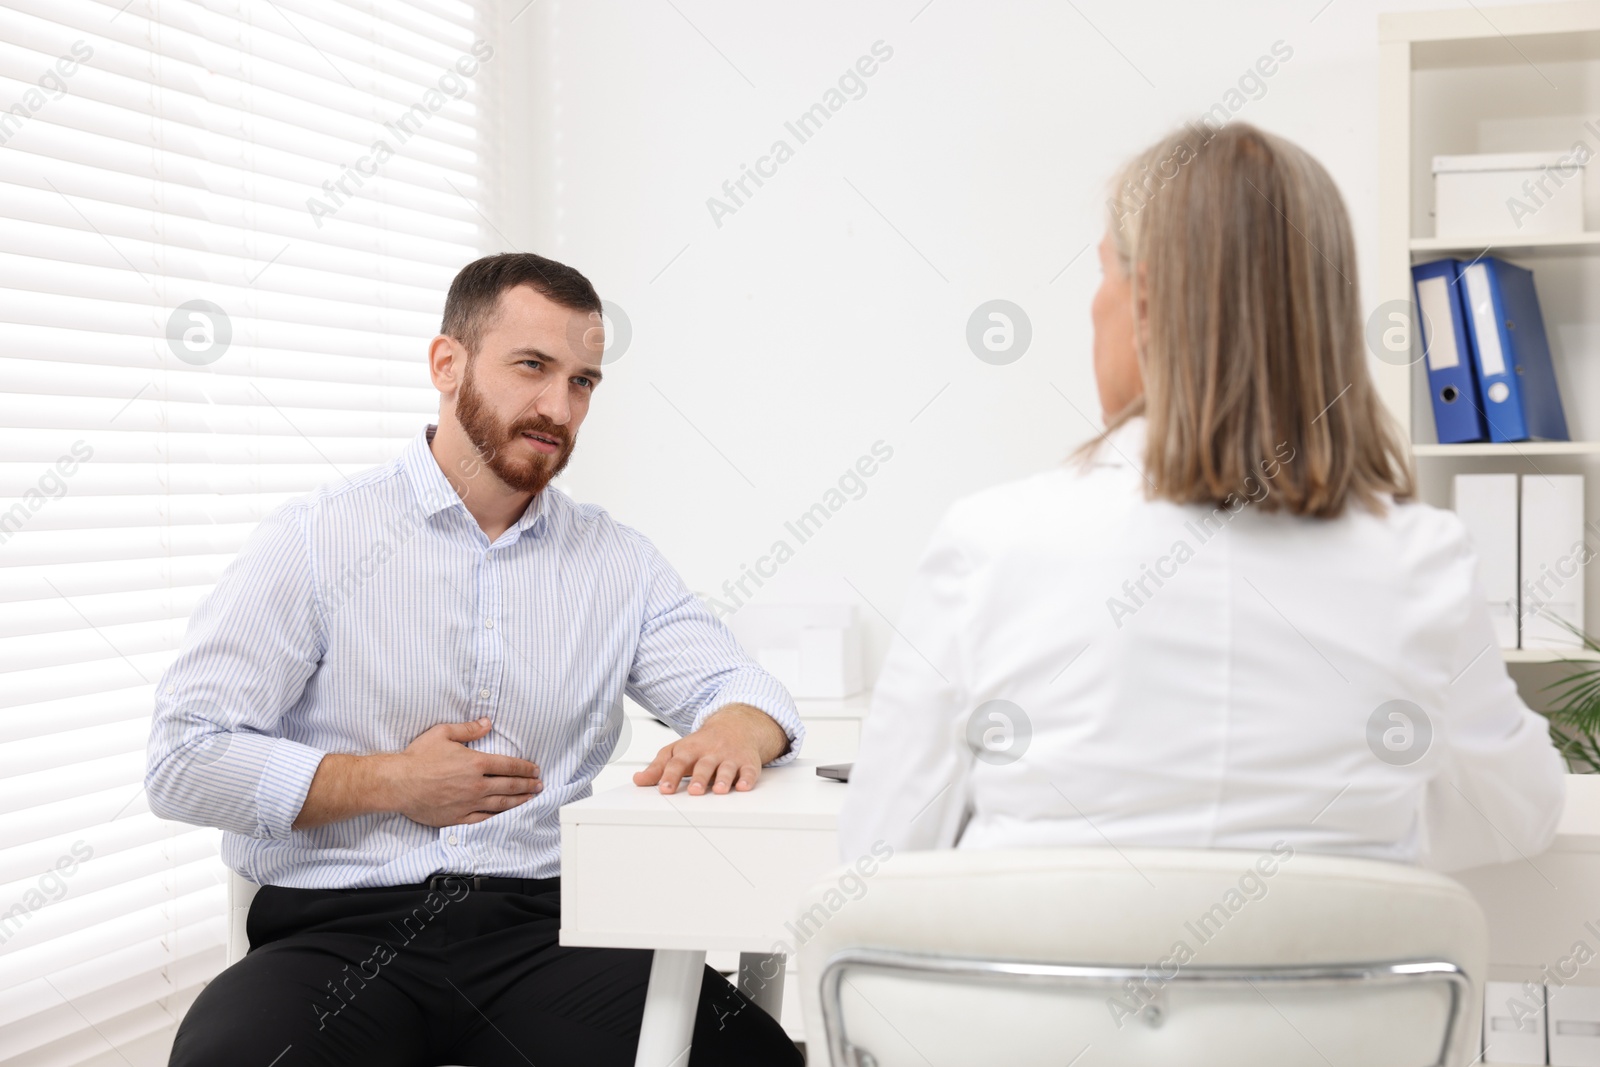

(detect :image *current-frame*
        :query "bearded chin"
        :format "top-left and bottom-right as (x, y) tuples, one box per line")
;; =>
(491, 439), (572, 494)
(456, 362), (575, 495)
(477, 426), (575, 496)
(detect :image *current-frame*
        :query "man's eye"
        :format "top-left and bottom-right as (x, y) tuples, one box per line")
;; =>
(573, 377), (594, 389)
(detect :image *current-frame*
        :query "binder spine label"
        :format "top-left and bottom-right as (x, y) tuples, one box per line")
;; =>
(1463, 263), (1507, 377)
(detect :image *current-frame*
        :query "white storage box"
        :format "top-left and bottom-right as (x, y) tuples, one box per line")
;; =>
(1434, 151), (1583, 238)
(1549, 984), (1600, 1067)
(723, 603), (864, 699)
(1522, 473), (1586, 651)
(1484, 980), (1547, 1064)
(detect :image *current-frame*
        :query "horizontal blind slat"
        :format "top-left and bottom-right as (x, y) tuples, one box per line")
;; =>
(2, 970), (212, 1065)
(0, 463), (386, 498)
(0, 812), (210, 884)
(0, 427), (415, 465)
(0, 217), (459, 320)
(0, 30), (484, 163)
(0, 751), (149, 815)
(0, 392), (430, 439)
(0, 495), (287, 535)
(0, 718), (155, 783)
(0, 356), (438, 411)
(259, 0), (479, 67)
(80, 0), (480, 110)
(0, 845), (221, 958)
(0, 153), (480, 275)
(0, 784), (153, 853)
(0, 686), (155, 744)
(0, 122), (482, 249)
(0, 878), (223, 994)
(0, 619), (187, 674)
(1, 959), (217, 1064)
(0, 327), (435, 378)
(0, 524), (254, 569)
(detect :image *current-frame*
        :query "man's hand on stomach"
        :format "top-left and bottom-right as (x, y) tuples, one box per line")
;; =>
(292, 717), (542, 830)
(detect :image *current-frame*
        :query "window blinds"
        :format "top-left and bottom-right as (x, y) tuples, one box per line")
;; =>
(0, 0), (491, 1061)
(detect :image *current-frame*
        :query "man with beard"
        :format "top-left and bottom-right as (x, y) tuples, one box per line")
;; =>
(148, 253), (806, 1066)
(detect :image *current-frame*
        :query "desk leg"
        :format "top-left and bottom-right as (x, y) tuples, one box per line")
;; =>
(737, 952), (785, 1020)
(635, 948), (704, 1067)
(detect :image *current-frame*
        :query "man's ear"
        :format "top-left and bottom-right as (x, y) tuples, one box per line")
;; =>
(428, 335), (465, 397)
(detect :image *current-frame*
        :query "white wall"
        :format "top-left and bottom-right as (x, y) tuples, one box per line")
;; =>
(499, 0), (1554, 676)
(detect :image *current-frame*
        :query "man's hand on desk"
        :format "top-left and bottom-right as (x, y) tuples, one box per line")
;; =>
(633, 703), (790, 796)
(292, 717), (542, 830)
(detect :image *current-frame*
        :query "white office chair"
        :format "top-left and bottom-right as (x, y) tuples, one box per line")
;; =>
(796, 847), (1487, 1067)
(226, 870), (257, 967)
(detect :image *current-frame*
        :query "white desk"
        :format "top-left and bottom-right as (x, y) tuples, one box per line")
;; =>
(560, 761), (847, 1066)
(563, 766), (1600, 1067)
(1452, 776), (1600, 1066)
(590, 695), (869, 794)
(1454, 774), (1600, 981)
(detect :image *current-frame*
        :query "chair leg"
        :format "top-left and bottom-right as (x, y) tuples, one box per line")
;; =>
(737, 952), (785, 1020)
(634, 948), (705, 1067)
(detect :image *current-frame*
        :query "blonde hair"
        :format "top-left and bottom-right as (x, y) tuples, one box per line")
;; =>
(1097, 122), (1413, 518)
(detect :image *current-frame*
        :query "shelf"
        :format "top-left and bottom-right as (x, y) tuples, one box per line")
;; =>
(1383, 7), (1600, 692)
(1409, 231), (1600, 254)
(1504, 647), (1600, 663)
(1412, 442), (1600, 457)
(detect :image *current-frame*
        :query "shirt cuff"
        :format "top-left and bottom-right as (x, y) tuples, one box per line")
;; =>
(255, 737), (330, 840)
(694, 672), (805, 767)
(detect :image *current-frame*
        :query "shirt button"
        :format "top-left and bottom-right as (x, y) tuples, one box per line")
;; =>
(479, 689), (491, 699)
(447, 833), (458, 845)
(484, 619), (494, 629)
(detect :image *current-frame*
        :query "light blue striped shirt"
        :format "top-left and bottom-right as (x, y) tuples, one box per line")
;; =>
(145, 425), (804, 887)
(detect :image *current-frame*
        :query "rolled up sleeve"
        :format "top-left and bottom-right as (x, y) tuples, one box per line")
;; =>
(145, 502), (328, 840)
(623, 532), (804, 765)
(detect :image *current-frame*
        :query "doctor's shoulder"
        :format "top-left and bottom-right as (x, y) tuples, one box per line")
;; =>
(931, 463), (1136, 556)
(1342, 493), (1483, 599)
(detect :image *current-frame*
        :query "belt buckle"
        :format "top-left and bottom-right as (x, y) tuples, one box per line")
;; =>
(429, 872), (482, 891)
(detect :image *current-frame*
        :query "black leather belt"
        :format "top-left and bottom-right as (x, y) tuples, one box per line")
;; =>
(422, 872), (560, 894)
(334, 873), (560, 894)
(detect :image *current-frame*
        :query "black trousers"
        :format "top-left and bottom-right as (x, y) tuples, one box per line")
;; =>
(169, 876), (802, 1067)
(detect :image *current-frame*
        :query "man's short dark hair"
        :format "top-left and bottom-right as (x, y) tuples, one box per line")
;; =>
(440, 252), (602, 355)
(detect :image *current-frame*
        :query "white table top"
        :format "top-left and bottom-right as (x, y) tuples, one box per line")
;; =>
(567, 768), (1600, 844)
(1556, 772), (1600, 839)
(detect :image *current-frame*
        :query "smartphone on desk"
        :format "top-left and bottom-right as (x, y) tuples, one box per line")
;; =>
(815, 762), (852, 782)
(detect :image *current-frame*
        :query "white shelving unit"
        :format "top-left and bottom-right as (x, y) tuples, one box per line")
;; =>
(1411, 441), (1600, 457)
(1409, 230), (1600, 253)
(1503, 646), (1600, 663)
(1379, 2), (1600, 665)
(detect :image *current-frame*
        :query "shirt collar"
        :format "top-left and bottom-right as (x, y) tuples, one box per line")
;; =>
(399, 424), (548, 538)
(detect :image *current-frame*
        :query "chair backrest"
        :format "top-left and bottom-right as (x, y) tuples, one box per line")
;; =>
(226, 870), (260, 966)
(795, 847), (1487, 1067)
